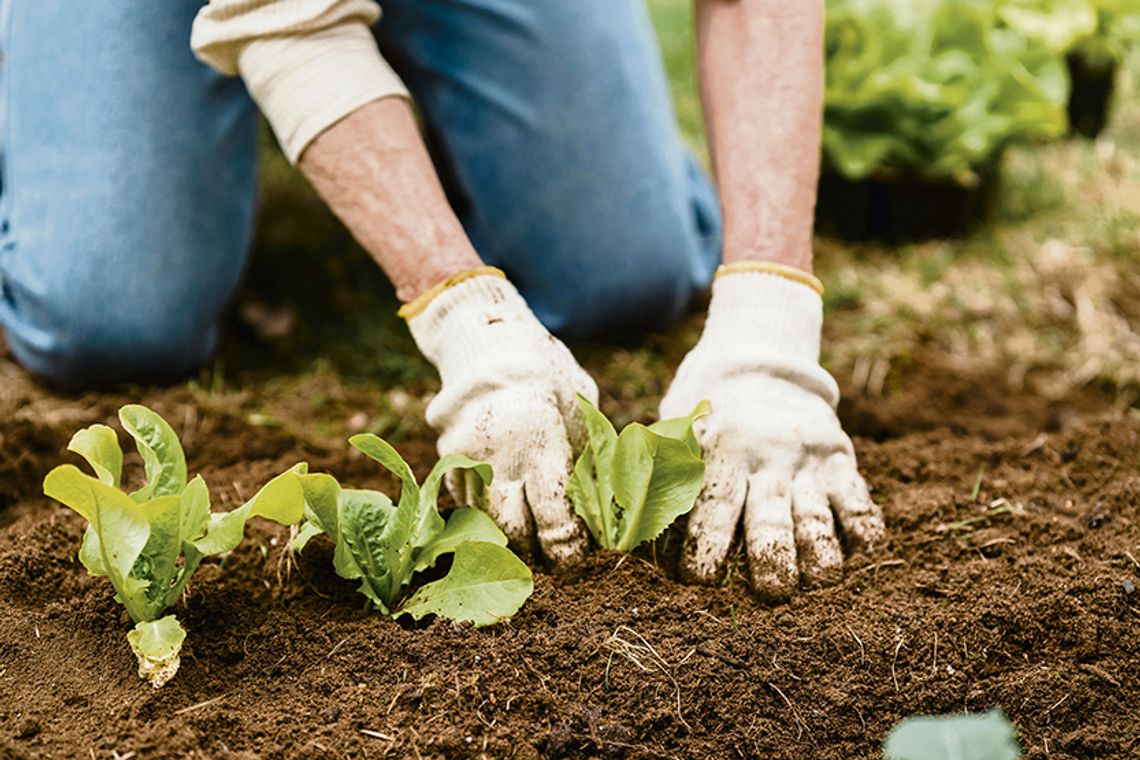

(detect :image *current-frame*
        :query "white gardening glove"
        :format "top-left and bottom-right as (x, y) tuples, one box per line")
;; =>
(405, 269), (595, 566)
(659, 267), (885, 600)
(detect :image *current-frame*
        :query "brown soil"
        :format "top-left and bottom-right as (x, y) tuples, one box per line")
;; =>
(1, 358), (1137, 760)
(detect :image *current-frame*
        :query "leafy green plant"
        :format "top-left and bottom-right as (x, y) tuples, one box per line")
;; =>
(292, 435), (533, 626)
(824, 0), (1069, 185)
(43, 405), (306, 687)
(883, 710), (1022, 760)
(999, 0), (1140, 67)
(1084, 0), (1140, 67)
(566, 396), (708, 552)
(997, 0), (1099, 53)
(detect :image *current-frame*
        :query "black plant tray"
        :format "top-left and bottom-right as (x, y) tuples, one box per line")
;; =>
(815, 168), (999, 243)
(1067, 53), (1117, 139)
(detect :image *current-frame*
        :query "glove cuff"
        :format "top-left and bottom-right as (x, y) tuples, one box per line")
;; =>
(405, 272), (546, 380)
(702, 270), (825, 366)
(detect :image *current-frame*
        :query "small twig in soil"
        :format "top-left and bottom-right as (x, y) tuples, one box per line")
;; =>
(771, 654), (802, 682)
(1124, 550), (1139, 570)
(360, 729), (395, 741)
(935, 504), (1014, 534)
(844, 623), (866, 665)
(891, 631), (905, 693)
(327, 635), (354, 658)
(765, 682), (809, 742)
(852, 559), (905, 576)
(174, 694), (228, 716)
(694, 609), (727, 626)
(1020, 433), (1049, 457)
(978, 537), (1016, 550)
(1061, 546), (1084, 565)
(1044, 694), (1070, 722)
(970, 466), (986, 501)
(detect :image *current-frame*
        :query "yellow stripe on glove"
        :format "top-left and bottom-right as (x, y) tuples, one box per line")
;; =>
(397, 265), (508, 320)
(715, 261), (824, 297)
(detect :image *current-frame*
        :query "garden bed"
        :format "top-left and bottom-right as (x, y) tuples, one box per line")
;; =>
(0, 359), (1137, 759)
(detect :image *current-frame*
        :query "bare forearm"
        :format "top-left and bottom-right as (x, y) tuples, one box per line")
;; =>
(695, 0), (824, 272)
(298, 97), (483, 302)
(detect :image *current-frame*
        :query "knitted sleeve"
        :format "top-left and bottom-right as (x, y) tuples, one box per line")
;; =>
(192, 0), (409, 163)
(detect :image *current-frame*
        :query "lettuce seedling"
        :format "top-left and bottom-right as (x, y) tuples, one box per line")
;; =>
(43, 405), (305, 687)
(884, 709), (1021, 760)
(567, 396), (709, 552)
(292, 434), (533, 627)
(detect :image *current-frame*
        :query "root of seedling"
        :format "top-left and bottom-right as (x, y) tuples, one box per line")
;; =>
(603, 625), (691, 732)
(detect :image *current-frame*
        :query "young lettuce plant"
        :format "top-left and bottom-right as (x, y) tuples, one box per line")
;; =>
(42, 405), (306, 687)
(567, 396), (709, 552)
(292, 434), (533, 627)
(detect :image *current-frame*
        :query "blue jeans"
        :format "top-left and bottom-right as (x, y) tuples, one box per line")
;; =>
(0, 0), (722, 389)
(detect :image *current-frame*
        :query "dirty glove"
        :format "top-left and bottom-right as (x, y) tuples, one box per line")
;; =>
(404, 267), (595, 566)
(659, 264), (885, 600)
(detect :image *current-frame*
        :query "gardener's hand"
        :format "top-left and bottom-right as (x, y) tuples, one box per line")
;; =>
(659, 266), (884, 600)
(405, 269), (595, 566)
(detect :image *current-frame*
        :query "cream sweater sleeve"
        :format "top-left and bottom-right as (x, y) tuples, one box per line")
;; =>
(191, 0), (409, 164)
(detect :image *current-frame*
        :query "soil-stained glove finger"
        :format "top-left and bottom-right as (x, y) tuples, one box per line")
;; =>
(744, 470), (798, 602)
(681, 449), (747, 584)
(790, 472), (843, 586)
(523, 431), (587, 567)
(823, 453), (885, 550)
(486, 479), (534, 549)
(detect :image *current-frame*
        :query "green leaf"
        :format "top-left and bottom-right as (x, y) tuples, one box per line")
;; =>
(126, 615), (186, 689)
(119, 405), (187, 501)
(611, 426), (706, 553)
(883, 710), (1021, 760)
(399, 541), (533, 627)
(44, 465), (151, 621)
(647, 399), (711, 456)
(179, 475), (211, 546)
(67, 424), (122, 487)
(568, 395), (619, 547)
(192, 464), (307, 556)
(568, 451), (611, 547)
(339, 489), (395, 612)
(137, 494), (184, 611)
(417, 453), (492, 547)
(349, 434), (426, 572)
(78, 526), (106, 577)
(293, 521), (324, 553)
(414, 508), (508, 573)
(297, 472), (343, 542)
(567, 398), (708, 551)
(577, 394), (619, 471)
(998, 0), (1098, 53)
(350, 433), (419, 505)
(295, 438), (531, 623)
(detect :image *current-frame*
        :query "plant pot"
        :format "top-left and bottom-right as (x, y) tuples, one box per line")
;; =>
(814, 168), (999, 243)
(1066, 52), (1117, 139)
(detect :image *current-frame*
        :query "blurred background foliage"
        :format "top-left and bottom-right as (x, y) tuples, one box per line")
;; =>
(223, 0), (1140, 442)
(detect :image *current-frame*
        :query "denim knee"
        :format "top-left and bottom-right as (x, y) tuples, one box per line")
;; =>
(522, 205), (720, 342)
(2, 269), (220, 390)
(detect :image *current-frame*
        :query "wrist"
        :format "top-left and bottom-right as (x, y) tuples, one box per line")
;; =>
(722, 244), (814, 275)
(393, 252), (485, 304)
